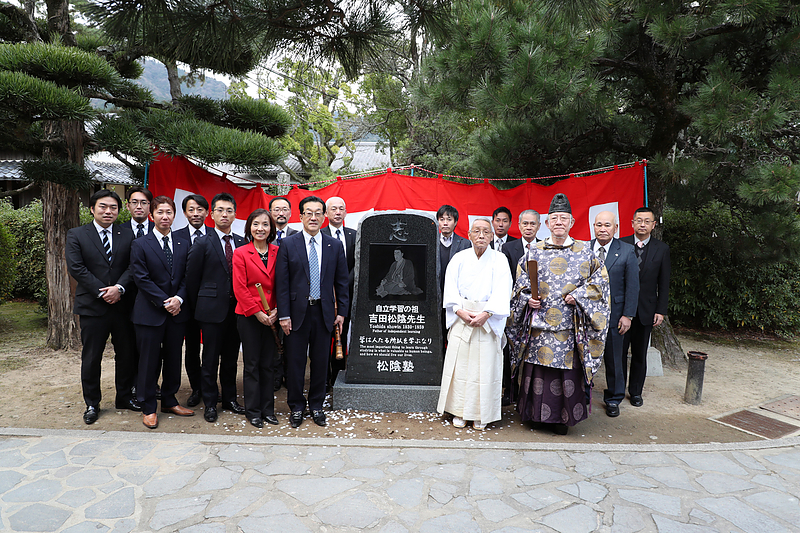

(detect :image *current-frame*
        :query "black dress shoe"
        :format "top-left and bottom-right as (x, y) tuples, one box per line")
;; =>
(312, 410), (327, 427)
(290, 411), (304, 428)
(204, 406), (218, 422)
(551, 423), (569, 435)
(249, 417), (264, 428)
(606, 403), (620, 417)
(83, 406), (99, 425)
(264, 415), (279, 425)
(630, 395), (643, 407)
(222, 400), (246, 414)
(115, 398), (142, 412)
(155, 386), (162, 400)
(274, 379), (282, 392)
(501, 391), (511, 407)
(187, 390), (201, 407)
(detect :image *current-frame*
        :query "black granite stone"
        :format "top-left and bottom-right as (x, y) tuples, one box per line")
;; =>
(343, 211), (442, 386)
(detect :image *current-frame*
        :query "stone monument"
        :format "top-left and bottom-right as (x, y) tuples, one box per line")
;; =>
(333, 210), (443, 412)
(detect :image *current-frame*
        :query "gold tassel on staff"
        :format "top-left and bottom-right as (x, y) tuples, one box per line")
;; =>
(333, 289), (344, 360)
(255, 283), (284, 355)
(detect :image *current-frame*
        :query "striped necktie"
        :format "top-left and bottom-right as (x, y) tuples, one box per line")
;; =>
(309, 236), (320, 299)
(102, 229), (112, 262)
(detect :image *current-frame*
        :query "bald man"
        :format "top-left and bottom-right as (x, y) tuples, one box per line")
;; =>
(591, 211), (639, 417)
(321, 196), (356, 386)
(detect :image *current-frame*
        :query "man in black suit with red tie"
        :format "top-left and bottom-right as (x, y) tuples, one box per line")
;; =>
(173, 194), (211, 407)
(186, 193), (247, 423)
(130, 196), (195, 429)
(276, 196), (349, 428)
(66, 190), (140, 424)
(321, 196), (356, 387)
(621, 206), (671, 407)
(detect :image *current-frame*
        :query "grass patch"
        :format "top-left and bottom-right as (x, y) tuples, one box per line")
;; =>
(0, 356), (28, 373)
(0, 300), (47, 355)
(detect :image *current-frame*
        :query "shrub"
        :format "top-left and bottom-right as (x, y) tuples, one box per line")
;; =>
(0, 208), (16, 303)
(0, 199), (47, 307)
(663, 203), (800, 335)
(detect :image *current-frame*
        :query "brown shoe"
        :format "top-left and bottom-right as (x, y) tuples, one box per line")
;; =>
(161, 405), (195, 417)
(143, 413), (158, 429)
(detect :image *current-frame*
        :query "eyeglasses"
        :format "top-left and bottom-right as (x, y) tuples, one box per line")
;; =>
(271, 207), (291, 213)
(302, 211), (324, 218)
(634, 218), (654, 224)
(128, 200), (149, 206)
(470, 229), (492, 236)
(549, 215), (572, 223)
(214, 208), (235, 215)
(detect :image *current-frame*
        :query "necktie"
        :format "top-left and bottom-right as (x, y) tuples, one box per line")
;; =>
(136, 223), (144, 239)
(193, 229), (202, 244)
(162, 235), (173, 269)
(496, 239), (502, 252)
(102, 229), (112, 262)
(276, 230), (283, 246)
(223, 235), (233, 271)
(336, 229), (345, 258)
(308, 236), (320, 299)
(636, 241), (644, 266)
(598, 247), (606, 263)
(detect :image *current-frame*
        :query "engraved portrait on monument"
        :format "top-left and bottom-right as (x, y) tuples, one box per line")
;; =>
(372, 245), (425, 300)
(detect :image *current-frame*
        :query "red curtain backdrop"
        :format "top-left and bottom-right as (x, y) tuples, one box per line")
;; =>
(148, 154), (645, 240)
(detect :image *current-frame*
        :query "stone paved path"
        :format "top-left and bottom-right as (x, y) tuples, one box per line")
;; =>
(1, 428), (799, 532)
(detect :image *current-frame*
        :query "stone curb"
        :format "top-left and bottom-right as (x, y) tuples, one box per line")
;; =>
(2, 426), (799, 452)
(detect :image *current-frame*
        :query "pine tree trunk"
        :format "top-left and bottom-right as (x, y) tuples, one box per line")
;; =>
(43, 180), (80, 350)
(164, 59), (182, 104)
(650, 316), (684, 369)
(43, 119), (83, 350)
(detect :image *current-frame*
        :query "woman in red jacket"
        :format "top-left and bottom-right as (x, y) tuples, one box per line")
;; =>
(232, 208), (279, 428)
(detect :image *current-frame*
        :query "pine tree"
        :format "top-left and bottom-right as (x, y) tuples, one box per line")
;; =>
(414, 0), (800, 350)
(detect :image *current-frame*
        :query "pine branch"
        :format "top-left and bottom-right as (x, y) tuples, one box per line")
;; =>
(686, 22), (746, 43)
(0, 181), (35, 198)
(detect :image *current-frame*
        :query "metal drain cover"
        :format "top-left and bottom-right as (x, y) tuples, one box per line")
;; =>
(760, 395), (800, 421)
(717, 410), (799, 439)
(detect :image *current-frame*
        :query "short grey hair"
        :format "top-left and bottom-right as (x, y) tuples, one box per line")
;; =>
(519, 209), (540, 222)
(471, 217), (492, 230)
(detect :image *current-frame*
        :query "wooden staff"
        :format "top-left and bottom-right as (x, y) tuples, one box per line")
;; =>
(527, 259), (539, 300)
(333, 288), (344, 360)
(255, 283), (283, 355)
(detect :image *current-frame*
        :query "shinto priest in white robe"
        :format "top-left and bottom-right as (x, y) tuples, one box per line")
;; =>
(437, 246), (513, 424)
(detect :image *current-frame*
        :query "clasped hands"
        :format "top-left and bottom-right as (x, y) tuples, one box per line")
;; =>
(456, 309), (490, 328)
(527, 293), (576, 309)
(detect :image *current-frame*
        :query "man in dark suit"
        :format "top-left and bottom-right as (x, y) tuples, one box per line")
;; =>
(186, 192), (247, 423)
(321, 196), (356, 387)
(276, 195), (349, 428)
(173, 194), (210, 407)
(592, 211), (639, 417)
(269, 195), (298, 390)
(437, 205), (471, 355)
(270, 196), (299, 246)
(621, 206), (671, 407)
(130, 196), (195, 429)
(490, 206), (517, 252)
(500, 209), (542, 405)
(126, 186), (155, 238)
(66, 190), (139, 425)
(503, 209), (541, 280)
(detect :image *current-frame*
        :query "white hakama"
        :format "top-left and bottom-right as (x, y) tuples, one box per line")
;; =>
(436, 247), (512, 424)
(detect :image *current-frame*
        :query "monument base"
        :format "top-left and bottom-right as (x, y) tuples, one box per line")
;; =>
(332, 371), (440, 413)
